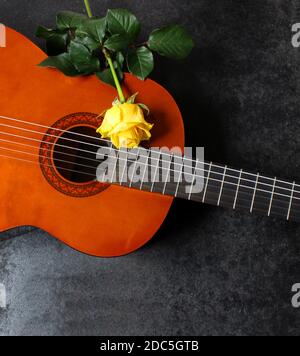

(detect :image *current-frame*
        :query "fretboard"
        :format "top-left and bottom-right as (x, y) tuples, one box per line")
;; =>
(105, 152), (300, 223)
(178, 162), (300, 223)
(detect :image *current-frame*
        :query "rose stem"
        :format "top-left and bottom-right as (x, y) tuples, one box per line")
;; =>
(83, 0), (93, 18)
(83, 0), (126, 104)
(103, 49), (126, 103)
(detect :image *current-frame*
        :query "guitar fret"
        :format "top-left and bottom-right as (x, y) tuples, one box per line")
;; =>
(188, 160), (198, 200)
(233, 169), (243, 210)
(250, 173), (259, 213)
(105, 148), (300, 222)
(129, 148), (140, 188)
(202, 164), (224, 205)
(219, 167), (241, 209)
(140, 151), (150, 190)
(110, 150), (119, 184)
(150, 151), (160, 192)
(287, 181), (295, 221)
(162, 154), (172, 195)
(290, 183), (300, 222)
(251, 175), (273, 215)
(217, 165), (227, 206)
(119, 150), (128, 186)
(119, 165), (127, 186)
(202, 162), (212, 203)
(268, 177), (277, 217)
(100, 142), (114, 183)
(174, 162), (183, 197)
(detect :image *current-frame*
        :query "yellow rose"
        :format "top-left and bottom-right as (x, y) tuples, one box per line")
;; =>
(97, 103), (153, 149)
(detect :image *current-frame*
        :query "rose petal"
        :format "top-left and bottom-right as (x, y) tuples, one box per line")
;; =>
(96, 103), (154, 149)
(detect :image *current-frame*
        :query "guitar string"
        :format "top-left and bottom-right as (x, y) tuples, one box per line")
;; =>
(0, 151), (300, 218)
(144, 168), (300, 209)
(0, 117), (298, 192)
(1, 133), (290, 198)
(0, 131), (297, 202)
(1, 144), (300, 207)
(0, 123), (299, 197)
(0, 136), (99, 165)
(0, 114), (299, 190)
(0, 144), (99, 171)
(0, 129), (299, 201)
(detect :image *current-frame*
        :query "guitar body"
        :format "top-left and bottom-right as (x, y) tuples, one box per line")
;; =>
(0, 28), (184, 257)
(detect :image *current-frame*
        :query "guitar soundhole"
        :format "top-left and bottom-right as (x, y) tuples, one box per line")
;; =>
(53, 126), (101, 184)
(39, 112), (109, 198)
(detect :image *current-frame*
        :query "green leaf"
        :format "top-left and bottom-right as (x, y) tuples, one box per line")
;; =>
(106, 9), (140, 41)
(138, 103), (150, 115)
(96, 66), (123, 88)
(148, 25), (194, 60)
(114, 60), (123, 78)
(126, 46), (154, 80)
(116, 51), (125, 67)
(36, 26), (68, 55)
(38, 53), (80, 76)
(46, 32), (68, 56)
(69, 41), (100, 74)
(74, 31), (99, 52)
(56, 11), (88, 30)
(126, 92), (139, 104)
(112, 53), (125, 81)
(104, 34), (130, 52)
(96, 69), (115, 87)
(112, 97), (121, 106)
(69, 41), (90, 65)
(78, 18), (106, 43)
(36, 25), (55, 39)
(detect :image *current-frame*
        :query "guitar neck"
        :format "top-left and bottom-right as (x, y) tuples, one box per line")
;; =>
(113, 155), (300, 223)
(176, 162), (299, 223)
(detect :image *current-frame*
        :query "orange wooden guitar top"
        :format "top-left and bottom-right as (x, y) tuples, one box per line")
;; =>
(0, 27), (185, 257)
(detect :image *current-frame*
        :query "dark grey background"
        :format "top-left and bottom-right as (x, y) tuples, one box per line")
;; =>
(0, 0), (300, 336)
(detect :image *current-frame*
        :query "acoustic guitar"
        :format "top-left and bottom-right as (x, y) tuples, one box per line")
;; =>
(0, 27), (299, 257)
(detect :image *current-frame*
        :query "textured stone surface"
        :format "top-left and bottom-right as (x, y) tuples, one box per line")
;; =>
(1, 0), (300, 336)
